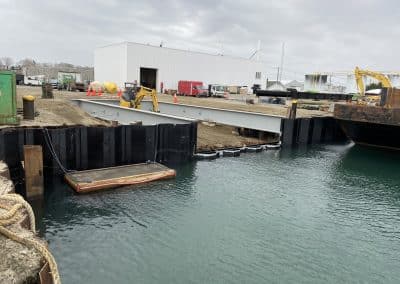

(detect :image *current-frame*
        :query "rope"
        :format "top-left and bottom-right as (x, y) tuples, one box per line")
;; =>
(0, 194), (36, 232)
(0, 193), (61, 284)
(0, 203), (23, 222)
(42, 128), (73, 175)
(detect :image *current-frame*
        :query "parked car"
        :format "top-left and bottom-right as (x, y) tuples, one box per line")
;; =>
(49, 79), (58, 89)
(208, 84), (228, 97)
(24, 75), (44, 86)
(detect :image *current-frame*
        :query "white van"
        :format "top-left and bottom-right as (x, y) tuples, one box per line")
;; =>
(24, 75), (44, 86)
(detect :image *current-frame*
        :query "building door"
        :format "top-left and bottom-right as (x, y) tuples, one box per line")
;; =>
(140, 67), (157, 89)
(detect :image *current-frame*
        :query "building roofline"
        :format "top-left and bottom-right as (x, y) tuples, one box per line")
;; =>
(96, 41), (266, 64)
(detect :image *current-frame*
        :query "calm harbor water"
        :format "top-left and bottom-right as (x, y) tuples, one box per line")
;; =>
(39, 144), (400, 284)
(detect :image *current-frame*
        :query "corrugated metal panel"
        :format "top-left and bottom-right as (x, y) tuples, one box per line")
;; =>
(94, 43), (127, 88)
(95, 42), (265, 92)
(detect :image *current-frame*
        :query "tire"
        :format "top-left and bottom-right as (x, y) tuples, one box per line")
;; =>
(194, 151), (220, 160)
(222, 149), (241, 157)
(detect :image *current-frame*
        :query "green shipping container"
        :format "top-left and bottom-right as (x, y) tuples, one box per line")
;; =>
(0, 71), (18, 124)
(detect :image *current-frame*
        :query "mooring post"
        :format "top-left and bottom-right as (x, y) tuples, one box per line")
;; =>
(288, 100), (298, 119)
(23, 145), (44, 199)
(287, 89), (298, 120)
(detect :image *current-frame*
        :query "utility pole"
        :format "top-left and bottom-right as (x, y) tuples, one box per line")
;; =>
(276, 67), (280, 83)
(279, 42), (285, 81)
(256, 40), (261, 61)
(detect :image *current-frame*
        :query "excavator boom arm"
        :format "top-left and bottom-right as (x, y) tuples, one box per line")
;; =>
(133, 87), (159, 112)
(354, 67), (392, 95)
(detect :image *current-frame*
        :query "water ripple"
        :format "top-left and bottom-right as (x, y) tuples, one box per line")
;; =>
(40, 145), (400, 284)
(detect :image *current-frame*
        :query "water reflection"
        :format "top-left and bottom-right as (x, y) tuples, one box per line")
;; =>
(41, 146), (400, 284)
(39, 162), (198, 235)
(334, 145), (400, 181)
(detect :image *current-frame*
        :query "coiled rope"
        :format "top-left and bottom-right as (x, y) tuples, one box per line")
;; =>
(0, 193), (61, 284)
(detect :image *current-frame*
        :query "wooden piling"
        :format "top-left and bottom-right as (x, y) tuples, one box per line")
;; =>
(23, 145), (44, 199)
(288, 100), (298, 119)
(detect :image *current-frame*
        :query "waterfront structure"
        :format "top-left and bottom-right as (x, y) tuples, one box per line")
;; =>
(94, 42), (266, 92)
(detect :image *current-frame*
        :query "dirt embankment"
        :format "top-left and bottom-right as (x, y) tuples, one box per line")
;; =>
(14, 86), (110, 127)
(196, 123), (276, 151)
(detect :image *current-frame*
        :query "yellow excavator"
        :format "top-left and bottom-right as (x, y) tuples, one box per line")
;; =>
(120, 82), (159, 112)
(354, 67), (392, 95)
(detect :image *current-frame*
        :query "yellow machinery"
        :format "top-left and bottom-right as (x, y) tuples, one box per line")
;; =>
(120, 82), (159, 112)
(354, 67), (392, 95)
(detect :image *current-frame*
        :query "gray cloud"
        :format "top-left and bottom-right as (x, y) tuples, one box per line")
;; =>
(1, 0), (399, 80)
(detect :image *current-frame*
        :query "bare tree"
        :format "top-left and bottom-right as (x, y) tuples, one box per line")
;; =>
(1, 57), (14, 69)
(18, 58), (36, 67)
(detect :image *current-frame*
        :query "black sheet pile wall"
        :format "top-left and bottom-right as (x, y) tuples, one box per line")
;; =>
(281, 117), (347, 146)
(0, 123), (197, 178)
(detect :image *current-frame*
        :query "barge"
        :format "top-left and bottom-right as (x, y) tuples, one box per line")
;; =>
(334, 88), (400, 150)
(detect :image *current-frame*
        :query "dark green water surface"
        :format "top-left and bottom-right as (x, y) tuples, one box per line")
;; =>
(40, 145), (400, 283)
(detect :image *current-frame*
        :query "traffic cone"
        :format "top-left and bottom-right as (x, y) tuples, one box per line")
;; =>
(173, 93), (178, 103)
(117, 88), (122, 97)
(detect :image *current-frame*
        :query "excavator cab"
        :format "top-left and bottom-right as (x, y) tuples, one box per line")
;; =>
(120, 82), (138, 107)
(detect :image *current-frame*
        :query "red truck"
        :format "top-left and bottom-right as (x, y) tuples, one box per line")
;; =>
(178, 81), (204, 97)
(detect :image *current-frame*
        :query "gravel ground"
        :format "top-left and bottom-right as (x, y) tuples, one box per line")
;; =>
(12, 86), (110, 127)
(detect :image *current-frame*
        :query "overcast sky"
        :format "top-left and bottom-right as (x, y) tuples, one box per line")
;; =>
(1, 0), (399, 80)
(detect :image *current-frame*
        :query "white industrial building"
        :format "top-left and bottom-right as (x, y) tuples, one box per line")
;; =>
(94, 42), (266, 92)
(304, 74), (346, 93)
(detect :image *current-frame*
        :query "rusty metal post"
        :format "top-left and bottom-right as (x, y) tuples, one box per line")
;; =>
(288, 100), (298, 120)
(23, 145), (44, 199)
(287, 89), (298, 120)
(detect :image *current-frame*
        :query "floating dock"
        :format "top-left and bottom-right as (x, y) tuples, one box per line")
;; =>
(65, 162), (176, 193)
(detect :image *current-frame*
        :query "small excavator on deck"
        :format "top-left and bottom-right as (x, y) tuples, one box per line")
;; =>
(120, 82), (159, 112)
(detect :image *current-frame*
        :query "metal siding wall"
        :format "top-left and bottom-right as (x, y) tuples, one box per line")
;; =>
(94, 43), (127, 88)
(124, 43), (265, 92)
